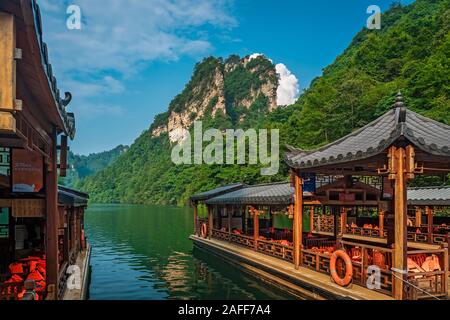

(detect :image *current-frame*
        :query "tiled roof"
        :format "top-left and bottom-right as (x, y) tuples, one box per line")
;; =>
(407, 186), (450, 206)
(190, 183), (245, 202)
(205, 182), (294, 205)
(285, 93), (450, 170)
(58, 185), (89, 206)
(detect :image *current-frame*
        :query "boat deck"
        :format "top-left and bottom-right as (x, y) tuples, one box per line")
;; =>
(63, 245), (91, 300)
(190, 235), (393, 300)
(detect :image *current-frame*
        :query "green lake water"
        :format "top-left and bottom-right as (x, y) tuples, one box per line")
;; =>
(85, 204), (296, 300)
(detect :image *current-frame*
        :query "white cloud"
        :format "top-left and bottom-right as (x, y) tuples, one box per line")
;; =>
(38, 0), (236, 117)
(275, 63), (299, 106)
(41, 0), (235, 75)
(249, 53), (299, 106)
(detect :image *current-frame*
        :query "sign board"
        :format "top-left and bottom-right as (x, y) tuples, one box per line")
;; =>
(12, 148), (44, 193)
(301, 173), (316, 193)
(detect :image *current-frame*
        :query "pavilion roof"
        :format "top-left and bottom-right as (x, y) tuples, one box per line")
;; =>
(285, 93), (450, 171)
(407, 186), (450, 206)
(205, 182), (294, 206)
(190, 183), (245, 202)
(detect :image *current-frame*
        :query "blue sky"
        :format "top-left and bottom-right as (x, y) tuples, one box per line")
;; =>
(39, 0), (414, 155)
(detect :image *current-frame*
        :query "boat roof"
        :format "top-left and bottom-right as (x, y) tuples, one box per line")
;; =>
(285, 93), (450, 172)
(200, 181), (450, 207)
(407, 186), (450, 206)
(58, 185), (89, 207)
(205, 182), (294, 206)
(190, 183), (245, 202)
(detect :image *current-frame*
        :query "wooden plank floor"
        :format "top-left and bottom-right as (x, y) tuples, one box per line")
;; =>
(191, 235), (393, 300)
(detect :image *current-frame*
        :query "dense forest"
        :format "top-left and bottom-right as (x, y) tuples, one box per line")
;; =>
(61, 145), (129, 188)
(76, 0), (450, 205)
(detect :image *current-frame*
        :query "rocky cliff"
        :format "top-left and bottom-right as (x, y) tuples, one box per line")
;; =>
(151, 55), (278, 142)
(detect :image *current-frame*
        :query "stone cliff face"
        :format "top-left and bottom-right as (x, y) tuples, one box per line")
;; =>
(151, 55), (279, 142)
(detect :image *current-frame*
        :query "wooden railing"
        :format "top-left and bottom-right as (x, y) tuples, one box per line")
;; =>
(211, 229), (229, 242)
(211, 229), (293, 263)
(229, 233), (255, 249)
(345, 226), (387, 238)
(57, 261), (69, 300)
(313, 215), (334, 233)
(256, 239), (294, 262)
(406, 249), (448, 299)
(302, 249), (332, 274)
(407, 232), (449, 245)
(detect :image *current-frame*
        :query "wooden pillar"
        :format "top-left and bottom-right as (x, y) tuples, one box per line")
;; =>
(294, 174), (303, 269)
(340, 208), (347, 236)
(253, 209), (259, 251)
(227, 206), (231, 241)
(392, 146), (408, 300)
(309, 206), (314, 232)
(415, 207), (422, 228)
(193, 202), (198, 236)
(379, 210), (385, 235)
(46, 127), (59, 300)
(426, 206), (433, 244)
(208, 206), (213, 239)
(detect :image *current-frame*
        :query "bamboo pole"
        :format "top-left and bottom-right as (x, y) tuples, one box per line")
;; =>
(294, 174), (303, 269)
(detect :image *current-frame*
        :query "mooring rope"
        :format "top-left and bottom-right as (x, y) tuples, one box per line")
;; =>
(390, 269), (441, 300)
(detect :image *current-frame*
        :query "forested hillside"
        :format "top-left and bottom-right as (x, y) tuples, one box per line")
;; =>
(61, 145), (129, 188)
(78, 0), (450, 205)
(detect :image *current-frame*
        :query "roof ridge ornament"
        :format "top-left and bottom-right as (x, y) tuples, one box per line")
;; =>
(394, 91), (404, 109)
(394, 91), (407, 123)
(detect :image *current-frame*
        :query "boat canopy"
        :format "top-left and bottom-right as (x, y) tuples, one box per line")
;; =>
(407, 186), (450, 206)
(58, 185), (89, 207)
(190, 183), (245, 203)
(285, 93), (450, 174)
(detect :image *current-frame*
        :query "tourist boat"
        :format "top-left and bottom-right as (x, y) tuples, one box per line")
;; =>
(190, 93), (450, 300)
(0, 0), (89, 300)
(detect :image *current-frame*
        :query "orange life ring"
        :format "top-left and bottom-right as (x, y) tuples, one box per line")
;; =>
(200, 223), (208, 238)
(329, 250), (353, 287)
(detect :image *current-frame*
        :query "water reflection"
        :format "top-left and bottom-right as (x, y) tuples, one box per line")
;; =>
(85, 204), (296, 300)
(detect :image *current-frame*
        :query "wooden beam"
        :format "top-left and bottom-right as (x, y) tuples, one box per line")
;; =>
(392, 146), (408, 300)
(340, 208), (347, 236)
(193, 202), (198, 235)
(208, 206), (213, 239)
(415, 207), (422, 228)
(294, 174), (303, 269)
(45, 127), (59, 300)
(0, 12), (16, 112)
(253, 209), (259, 251)
(0, 111), (16, 132)
(379, 210), (385, 235)
(59, 135), (68, 177)
(227, 206), (231, 241)
(309, 206), (314, 232)
(426, 206), (433, 244)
